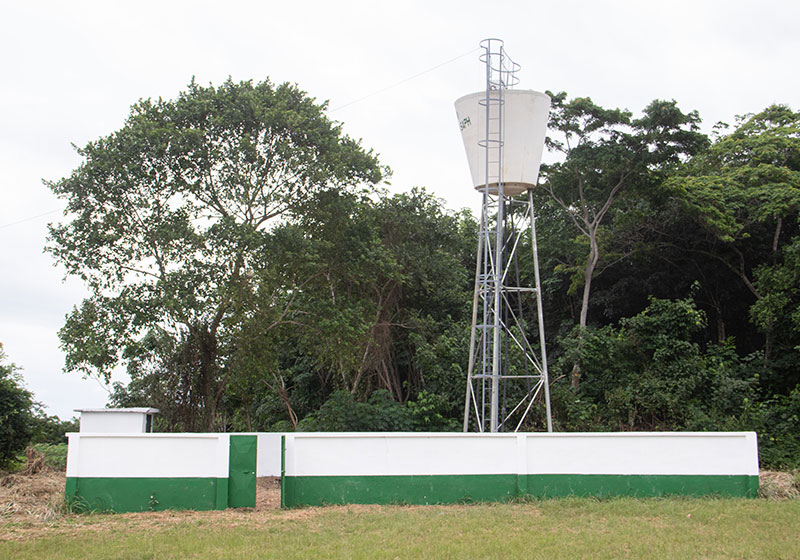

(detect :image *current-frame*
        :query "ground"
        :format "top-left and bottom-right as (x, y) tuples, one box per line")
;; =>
(0, 472), (286, 540)
(0, 469), (797, 547)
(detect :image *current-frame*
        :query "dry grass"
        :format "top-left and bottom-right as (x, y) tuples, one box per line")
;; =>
(0, 471), (66, 524)
(758, 470), (800, 500)
(0, 474), (289, 541)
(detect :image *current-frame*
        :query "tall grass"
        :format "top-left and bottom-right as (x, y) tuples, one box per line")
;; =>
(28, 444), (68, 471)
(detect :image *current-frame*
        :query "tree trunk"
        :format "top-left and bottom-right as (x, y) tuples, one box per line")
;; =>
(716, 315), (726, 343)
(244, 399), (252, 432)
(572, 230), (600, 388)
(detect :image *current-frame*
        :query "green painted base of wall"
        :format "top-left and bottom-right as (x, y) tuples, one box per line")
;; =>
(65, 477), (228, 513)
(282, 474), (759, 507)
(525, 474), (758, 499)
(283, 474), (518, 507)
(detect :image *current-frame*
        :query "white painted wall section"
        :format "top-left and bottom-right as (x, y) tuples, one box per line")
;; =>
(236, 432), (284, 477)
(256, 433), (283, 477)
(287, 433), (520, 476)
(526, 432), (759, 476)
(66, 433), (230, 478)
(283, 432), (759, 477)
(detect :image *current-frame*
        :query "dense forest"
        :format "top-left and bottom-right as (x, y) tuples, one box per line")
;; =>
(42, 79), (800, 468)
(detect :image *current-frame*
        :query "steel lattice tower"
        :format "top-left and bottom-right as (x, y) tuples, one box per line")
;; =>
(460, 39), (553, 433)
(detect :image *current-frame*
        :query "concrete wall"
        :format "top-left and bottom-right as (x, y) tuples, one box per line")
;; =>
(67, 434), (230, 478)
(281, 432), (759, 506)
(65, 433), (252, 512)
(65, 431), (760, 511)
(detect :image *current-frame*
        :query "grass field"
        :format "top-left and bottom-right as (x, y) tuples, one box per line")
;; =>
(2, 497), (799, 559)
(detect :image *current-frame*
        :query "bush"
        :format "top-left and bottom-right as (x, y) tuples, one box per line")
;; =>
(0, 344), (35, 470)
(31, 414), (78, 445)
(553, 297), (756, 433)
(746, 388), (800, 470)
(316, 390), (413, 431)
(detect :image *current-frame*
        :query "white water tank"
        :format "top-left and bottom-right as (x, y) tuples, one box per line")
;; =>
(455, 90), (551, 195)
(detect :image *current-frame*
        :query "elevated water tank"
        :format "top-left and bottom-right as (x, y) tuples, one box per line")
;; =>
(455, 90), (551, 195)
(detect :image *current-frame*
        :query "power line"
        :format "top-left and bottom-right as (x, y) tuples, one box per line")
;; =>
(328, 47), (480, 113)
(0, 208), (63, 230)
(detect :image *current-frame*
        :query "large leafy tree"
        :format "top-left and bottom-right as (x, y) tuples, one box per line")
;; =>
(284, 188), (474, 400)
(233, 188), (475, 430)
(540, 93), (708, 385)
(669, 105), (800, 367)
(48, 78), (384, 430)
(670, 105), (800, 299)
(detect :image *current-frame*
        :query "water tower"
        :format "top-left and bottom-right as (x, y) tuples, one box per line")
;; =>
(455, 38), (553, 433)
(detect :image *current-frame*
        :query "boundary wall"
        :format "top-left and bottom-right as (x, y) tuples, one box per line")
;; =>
(281, 432), (759, 507)
(65, 433), (257, 512)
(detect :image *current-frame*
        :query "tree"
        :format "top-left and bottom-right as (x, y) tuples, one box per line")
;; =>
(239, 188), (475, 429)
(48, 78), (385, 430)
(282, 188), (473, 401)
(30, 413), (78, 445)
(541, 93), (708, 385)
(666, 105), (800, 375)
(0, 343), (35, 468)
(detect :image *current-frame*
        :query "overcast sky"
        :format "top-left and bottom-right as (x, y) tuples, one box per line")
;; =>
(1, 0), (798, 419)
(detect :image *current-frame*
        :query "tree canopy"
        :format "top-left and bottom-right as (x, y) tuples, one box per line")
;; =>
(48, 78), (385, 430)
(539, 93), (708, 385)
(46, 78), (800, 467)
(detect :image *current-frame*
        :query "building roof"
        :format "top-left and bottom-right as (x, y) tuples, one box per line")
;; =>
(74, 407), (160, 414)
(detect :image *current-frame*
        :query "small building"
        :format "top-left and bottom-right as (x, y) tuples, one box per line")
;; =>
(75, 408), (159, 433)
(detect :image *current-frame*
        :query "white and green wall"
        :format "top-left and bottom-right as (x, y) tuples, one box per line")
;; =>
(65, 433), (257, 512)
(280, 432), (759, 507)
(65, 431), (759, 511)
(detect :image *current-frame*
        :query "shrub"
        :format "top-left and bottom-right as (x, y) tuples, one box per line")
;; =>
(0, 344), (35, 470)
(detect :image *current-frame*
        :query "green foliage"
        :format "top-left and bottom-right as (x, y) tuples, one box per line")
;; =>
(663, 105), (800, 394)
(49, 78), (384, 431)
(744, 389), (800, 469)
(316, 390), (413, 432)
(552, 298), (756, 432)
(0, 344), (35, 470)
(672, 105), (800, 243)
(31, 414), (78, 445)
(314, 388), (459, 432)
(219, 187), (474, 431)
(406, 390), (460, 431)
(541, 92), (708, 330)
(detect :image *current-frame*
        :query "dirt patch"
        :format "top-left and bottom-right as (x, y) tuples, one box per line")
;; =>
(256, 476), (281, 510)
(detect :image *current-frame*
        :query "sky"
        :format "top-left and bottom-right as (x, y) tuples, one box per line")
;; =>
(1, 0), (798, 419)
